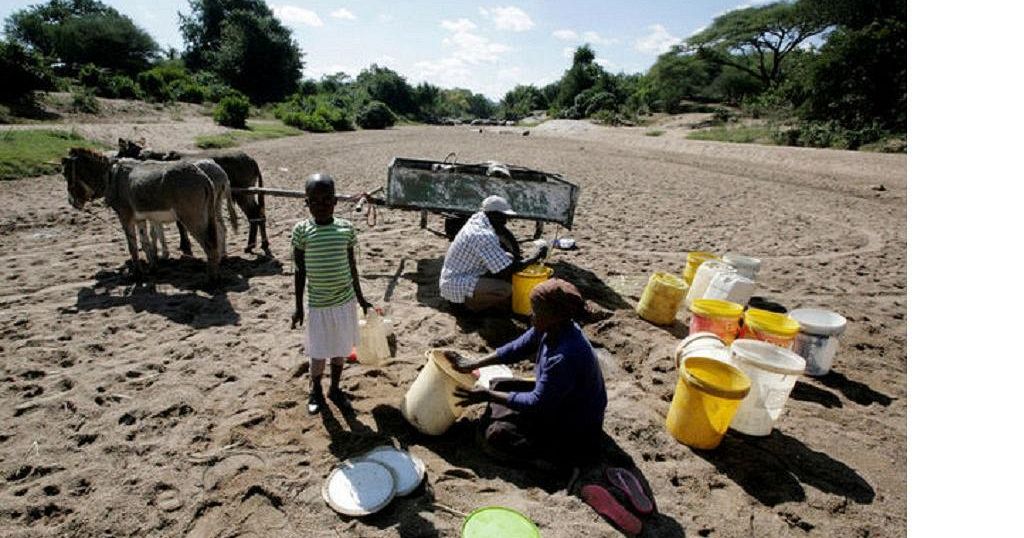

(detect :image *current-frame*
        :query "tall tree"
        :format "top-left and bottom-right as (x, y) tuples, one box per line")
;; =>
(4, 0), (158, 74)
(354, 65), (415, 116)
(179, 0), (302, 104)
(685, 1), (828, 88)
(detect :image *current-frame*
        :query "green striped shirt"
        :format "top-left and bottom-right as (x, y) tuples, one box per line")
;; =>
(292, 217), (357, 308)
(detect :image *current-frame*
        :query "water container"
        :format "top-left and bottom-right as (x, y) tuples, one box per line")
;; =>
(357, 310), (391, 365)
(702, 271), (756, 307)
(684, 260), (736, 310)
(723, 253), (762, 281)
(511, 264), (554, 315)
(788, 308), (848, 376)
(674, 332), (730, 369)
(401, 349), (478, 435)
(665, 357), (750, 449)
(636, 272), (688, 325)
(739, 309), (801, 350)
(688, 299), (744, 344)
(728, 339), (806, 436)
(682, 251), (718, 286)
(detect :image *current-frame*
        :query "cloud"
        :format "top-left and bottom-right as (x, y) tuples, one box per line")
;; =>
(553, 29), (578, 41)
(582, 31), (616, 45)
(441, 18), (477, 33)
(480, 6), (535, 32)
(562, 46), (576, 59)
(635, 24), (680, 55)
(271, 5), (323, 27)
(595, 58), (614, 69)
(330, 8), (356, 21)
(443, 31), (512, 64)
(378, 13), (394, 23)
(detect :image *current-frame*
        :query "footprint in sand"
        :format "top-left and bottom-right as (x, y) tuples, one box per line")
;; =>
(152, 483), (183, 512)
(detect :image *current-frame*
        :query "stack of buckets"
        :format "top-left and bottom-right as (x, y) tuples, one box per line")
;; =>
(641, 250), (849, 449)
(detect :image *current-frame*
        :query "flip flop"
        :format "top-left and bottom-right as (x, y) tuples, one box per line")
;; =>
(606, 467), (655, 516)
(580, 484), (643, 537)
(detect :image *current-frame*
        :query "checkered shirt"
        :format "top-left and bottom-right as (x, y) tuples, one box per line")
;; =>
(439, 212), (513, 302)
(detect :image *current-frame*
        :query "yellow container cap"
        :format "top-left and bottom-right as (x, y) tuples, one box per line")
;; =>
(687, 251), (718, 263)
(516, 264), (553, 277)
(653, 271), (686, 289)
(689, 298), (743, 319)
(744, 309), (801, 337)
(682, 357), (751, 400)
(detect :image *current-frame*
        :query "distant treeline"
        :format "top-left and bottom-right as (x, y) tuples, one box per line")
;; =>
(1, 0), (904, 149)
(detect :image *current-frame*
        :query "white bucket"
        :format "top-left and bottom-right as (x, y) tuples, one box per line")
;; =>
(723, 253), (762, 281)
(400, 350), (477, 435)
(728, 339), (806, 436)
(684, 260), (736, 310)
(674, 332), (730, 369)
(788, 308), (848, 376)
(703, 271), (756, 307)
(357, 310), (391, 366)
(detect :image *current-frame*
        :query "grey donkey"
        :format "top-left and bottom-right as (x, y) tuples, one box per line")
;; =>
(63, 148), (237, 281)
(117, 138), (271, 257)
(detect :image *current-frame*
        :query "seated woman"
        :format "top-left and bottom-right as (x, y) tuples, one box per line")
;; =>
(452, 278), (607, 468)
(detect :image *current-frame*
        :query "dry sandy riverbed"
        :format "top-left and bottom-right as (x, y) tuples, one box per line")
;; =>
(0, 111), (906, 537)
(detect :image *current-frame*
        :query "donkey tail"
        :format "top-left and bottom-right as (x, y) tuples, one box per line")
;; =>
(224, 182), (239, 234)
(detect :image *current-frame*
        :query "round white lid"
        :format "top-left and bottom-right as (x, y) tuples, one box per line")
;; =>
(723, 253), (762, 269)
(789, 308), (847, 336)
(730, 339), (806, 375)
(322, 458), (397, 516)
(362, 446), (426, 496)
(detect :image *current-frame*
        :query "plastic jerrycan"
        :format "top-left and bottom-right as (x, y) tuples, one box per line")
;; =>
(358, 310), (390, 365)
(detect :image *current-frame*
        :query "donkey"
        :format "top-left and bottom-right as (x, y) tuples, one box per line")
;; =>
(117, 138), (271, 257)
(62, 148), (233, 281)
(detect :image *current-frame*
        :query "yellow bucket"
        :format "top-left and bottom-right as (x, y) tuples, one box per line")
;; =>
(511, 264), (554, 315)
(682, 251), (718, 286)
(636, 272), (688, 325)
(741, 309), (801, 349)
(666, 356), (751, 449)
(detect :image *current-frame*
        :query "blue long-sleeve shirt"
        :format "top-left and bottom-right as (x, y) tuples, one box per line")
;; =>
(494, 323), (607, 444)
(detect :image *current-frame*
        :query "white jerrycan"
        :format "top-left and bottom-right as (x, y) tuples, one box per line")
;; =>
(358, 310), (391, 365)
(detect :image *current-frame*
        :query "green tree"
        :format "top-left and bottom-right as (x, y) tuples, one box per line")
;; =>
(556, 45), (612, 110)
(412, 82), (444, 121)
(212, 10), (303, 104)
(354, 65), (415, 116)
(4, 0), (158, 75)
(179, 0), (302, 104)
(0, 39), (54, 105)
(686, 1), (828, 88)
(499, 85), (546, 120)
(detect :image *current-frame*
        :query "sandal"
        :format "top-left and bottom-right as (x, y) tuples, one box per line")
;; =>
(580, 484), (643, 537)
(307, 390), (323, 415)
(606, 467), (655, 516)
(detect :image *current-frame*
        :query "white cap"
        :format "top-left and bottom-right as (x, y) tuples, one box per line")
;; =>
(480, 195), (516, 215)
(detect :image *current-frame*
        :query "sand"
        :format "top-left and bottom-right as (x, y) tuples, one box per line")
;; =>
(0, 106), (906, 537)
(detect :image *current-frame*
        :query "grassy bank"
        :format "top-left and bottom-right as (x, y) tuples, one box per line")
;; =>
(686, 125), (774, 145)
(0, 129), (107, 180)
(195, 121), (303, 149)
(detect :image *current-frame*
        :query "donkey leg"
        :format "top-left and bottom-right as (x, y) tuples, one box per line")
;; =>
(176, 221), (193, 258)
(137, 222), (157, 267)
(120, 218), (143, 278)
(245, 219), (258, 254)
(154, 223), (169, 259)
(259, 219), (272, 258)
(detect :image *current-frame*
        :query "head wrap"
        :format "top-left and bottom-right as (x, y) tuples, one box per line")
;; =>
(529, 278), (585, 322)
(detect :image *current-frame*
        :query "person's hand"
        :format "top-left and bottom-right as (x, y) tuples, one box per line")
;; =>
(443, 350), (479, 373)
(359, 301), (375, 314)
(291, 309), (304, 329)
(454, 387), (492, 407)
(537, 245), (549, 259)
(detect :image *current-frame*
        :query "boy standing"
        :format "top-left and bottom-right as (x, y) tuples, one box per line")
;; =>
(291, 173), (374, 414)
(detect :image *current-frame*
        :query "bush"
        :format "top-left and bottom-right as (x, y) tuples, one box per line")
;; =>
(71, 87), (100, 113)
(591, 109), (622, 126)
(213, 95), (250, 128)
(1, 40), (53, 106)
(356, 100), (397, 129)
(769, 120), (888, 150)
(274, 94), (354, 132)
(169, 79), (207, 103)
(106, 75), (143, 99)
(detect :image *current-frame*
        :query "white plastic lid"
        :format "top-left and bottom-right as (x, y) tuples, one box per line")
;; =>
(678, 332), (726, 350)
(322, 458), (397, 516)
(789, 308), (847, 336)
(475, 365), (515, 390)
(361, 446), (426, 497)
(730, 339), (806, 375)
(723, 253), (762, 270)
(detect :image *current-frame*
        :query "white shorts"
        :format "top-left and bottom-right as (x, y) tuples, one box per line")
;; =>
(305, 300), (359, 360)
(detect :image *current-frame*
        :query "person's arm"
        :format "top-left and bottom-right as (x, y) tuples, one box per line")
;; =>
(348, 245), (373, 313)
(448, 327), (541, 373)
(505, 353), (575, 414)
(291, 247), (306, 328)
(494, 245), (548, 279)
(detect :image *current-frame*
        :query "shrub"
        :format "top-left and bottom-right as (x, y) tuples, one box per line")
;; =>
(106, 75), (143, 99)
(169, 79), (207, 104)
(356, 100), (396, 129)
(213, 95), (250, 128)
(591, 109), (622, 126)
(71, 87), (100, 113)
(137, 70), (171, 102)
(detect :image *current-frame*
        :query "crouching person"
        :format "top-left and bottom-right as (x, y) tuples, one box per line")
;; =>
(451, 278), (607, 469)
